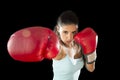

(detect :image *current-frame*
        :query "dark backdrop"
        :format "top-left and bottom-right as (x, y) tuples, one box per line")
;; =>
(0, 1), (107, 80)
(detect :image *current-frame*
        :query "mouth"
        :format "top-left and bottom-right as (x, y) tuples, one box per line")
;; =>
(66, 41), (72, 43)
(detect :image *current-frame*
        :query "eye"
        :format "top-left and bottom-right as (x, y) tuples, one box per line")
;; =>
(63, 31), (68, 34)
(72, 31), (77, 35)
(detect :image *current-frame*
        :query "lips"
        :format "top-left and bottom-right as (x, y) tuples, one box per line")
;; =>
(66, 41), (72, 43)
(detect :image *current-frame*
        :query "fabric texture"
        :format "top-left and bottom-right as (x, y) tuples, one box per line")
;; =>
(52, 54), (84, 80)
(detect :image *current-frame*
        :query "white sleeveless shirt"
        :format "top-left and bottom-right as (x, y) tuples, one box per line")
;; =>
(52, 50), (84, 80)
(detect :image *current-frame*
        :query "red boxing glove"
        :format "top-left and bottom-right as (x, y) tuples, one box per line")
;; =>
(74, 27), (98, 63)
(7, 26), (59, 62)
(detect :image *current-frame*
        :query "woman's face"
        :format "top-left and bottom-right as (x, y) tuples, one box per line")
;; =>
(57, 24), (78, 47)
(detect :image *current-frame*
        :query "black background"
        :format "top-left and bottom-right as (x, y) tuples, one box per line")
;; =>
(0, 0), (108, 80)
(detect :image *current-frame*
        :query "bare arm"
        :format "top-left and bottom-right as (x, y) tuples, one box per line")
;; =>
(85, 61), (95, 72)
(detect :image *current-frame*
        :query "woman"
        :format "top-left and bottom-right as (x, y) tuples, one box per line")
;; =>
(52, 10), (96, 80)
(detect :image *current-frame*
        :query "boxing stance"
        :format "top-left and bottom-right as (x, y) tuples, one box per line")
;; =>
(52, 11), (98, 80)
(7, 10), (98, 80)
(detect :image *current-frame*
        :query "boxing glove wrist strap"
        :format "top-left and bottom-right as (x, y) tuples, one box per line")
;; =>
(84, 50), (97, 64)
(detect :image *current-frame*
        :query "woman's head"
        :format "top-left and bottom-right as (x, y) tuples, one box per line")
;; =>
(54, 10), (79, 47)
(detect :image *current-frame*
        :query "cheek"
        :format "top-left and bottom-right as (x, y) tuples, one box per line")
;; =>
(59, 32), (66, 41)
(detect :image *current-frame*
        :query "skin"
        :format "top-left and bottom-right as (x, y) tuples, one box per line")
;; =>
(53, 24), (95, 72)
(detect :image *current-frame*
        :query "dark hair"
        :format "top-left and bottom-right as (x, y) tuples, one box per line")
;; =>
(54, 10), (79, 46)
(57, 10), (79, 26)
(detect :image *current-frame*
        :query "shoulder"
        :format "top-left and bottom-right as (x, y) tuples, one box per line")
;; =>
(53, 45), (66, 60)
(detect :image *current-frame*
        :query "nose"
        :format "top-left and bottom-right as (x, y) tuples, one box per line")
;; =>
(67, 33), (73, 41)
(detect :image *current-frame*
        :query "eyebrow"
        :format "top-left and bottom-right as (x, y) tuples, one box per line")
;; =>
(72, 31), (77, 33)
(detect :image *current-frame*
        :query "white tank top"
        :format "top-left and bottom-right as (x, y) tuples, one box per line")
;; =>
(52, 54), (84, 80)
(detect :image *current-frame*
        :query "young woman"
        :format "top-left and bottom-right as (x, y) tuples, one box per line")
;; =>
(7, 10), (97, 80)
(52, 10), (96, 80)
